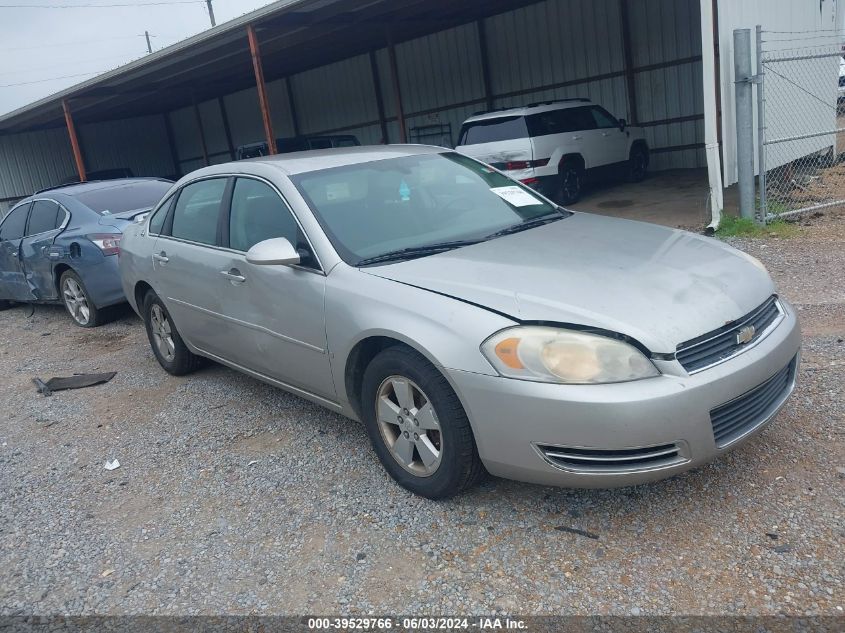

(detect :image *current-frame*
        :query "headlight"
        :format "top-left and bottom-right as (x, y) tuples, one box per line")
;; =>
(481, 326), (659, 384)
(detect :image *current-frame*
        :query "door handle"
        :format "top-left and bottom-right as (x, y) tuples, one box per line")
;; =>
(220, 269), (246, 284)
(153, 252), (169, 264)
(572, 135), (583, 140)
(601, 132), (610, 137)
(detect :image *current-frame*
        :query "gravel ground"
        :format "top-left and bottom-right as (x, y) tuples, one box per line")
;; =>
(1, 210), (843, 617)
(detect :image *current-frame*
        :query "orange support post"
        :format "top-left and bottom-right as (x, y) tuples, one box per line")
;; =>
(62, 99), (86, 182)
(247, 24), (277, 156)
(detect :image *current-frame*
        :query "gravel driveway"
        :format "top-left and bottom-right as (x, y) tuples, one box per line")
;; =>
(1, 211), (843, 617)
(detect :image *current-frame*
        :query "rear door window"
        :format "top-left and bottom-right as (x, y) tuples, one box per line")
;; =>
(0, 204), (30, 241)
(590, 106), (621, 129)
(170, 178), (227, 246)
(458, 116), (528, 145)
(26, 200), (60, 236)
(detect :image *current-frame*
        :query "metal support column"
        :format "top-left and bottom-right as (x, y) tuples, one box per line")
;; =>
(192, 96), (209, 167)
(247, 24), (277, 155)
(369, 51), (389, 144)
(62, 99), (86, 183)
(386, 33), (407, 144)
(477, 19), (494, 113)
(218, 97), (236, 160)
(286, 76), (301, 137)
(733, 28), (756, 221)
(619, 0), (639, 124)
(755, 25), (767, 223)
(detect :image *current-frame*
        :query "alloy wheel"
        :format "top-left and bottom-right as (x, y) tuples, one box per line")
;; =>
(375, 375), (443, 477)
(149, 303), (176, 362)
(62, 278), (90, 326)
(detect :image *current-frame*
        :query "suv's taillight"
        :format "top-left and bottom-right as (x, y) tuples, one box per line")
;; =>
(502, 158), (550, 170)
(87, 233), (121, 256)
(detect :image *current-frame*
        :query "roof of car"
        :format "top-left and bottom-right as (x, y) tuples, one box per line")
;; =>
(35, 177), (172, 197)
(185, 144), (447, 179)
(462, 99), (595, 123)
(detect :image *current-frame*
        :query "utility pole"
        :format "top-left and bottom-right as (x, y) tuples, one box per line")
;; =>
(205, 0), (216, 27)
(144, 31), (152, 54)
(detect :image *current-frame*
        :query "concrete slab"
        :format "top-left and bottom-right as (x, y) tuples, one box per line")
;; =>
(570, 168), (739, 230)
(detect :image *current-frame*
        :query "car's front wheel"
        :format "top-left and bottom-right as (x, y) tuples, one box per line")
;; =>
(142, 291), (204, 375)
(627, 145), (649, 182)
(361, 346), (485, 499)
(60, 270), (102, 327)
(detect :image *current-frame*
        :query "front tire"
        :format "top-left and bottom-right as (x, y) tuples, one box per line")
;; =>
(60, 270), (102, 327)
(142, 291), (203, 375)
(627, 145), (649, 183)
(361, 346), (485, 499)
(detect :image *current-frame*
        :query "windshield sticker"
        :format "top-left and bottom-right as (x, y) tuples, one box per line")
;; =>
(490, 186), (542, 207)
(326, 182), (350, 201)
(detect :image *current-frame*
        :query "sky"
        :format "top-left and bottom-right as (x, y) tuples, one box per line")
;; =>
(0, 0), (278, 116)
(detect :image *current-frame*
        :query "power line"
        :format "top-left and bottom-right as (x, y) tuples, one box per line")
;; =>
(0, 71), (106, 88)
(0, 35), (148, 52)
(0, 1), (204, 7)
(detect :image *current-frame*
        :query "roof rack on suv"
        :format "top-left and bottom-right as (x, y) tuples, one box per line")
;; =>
(470, 98), (591, 117)
(525, 98), (591, 108)
(470, 106), (518, 117)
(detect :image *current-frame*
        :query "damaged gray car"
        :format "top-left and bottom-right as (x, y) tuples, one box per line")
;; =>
(119, 146), (801, 499)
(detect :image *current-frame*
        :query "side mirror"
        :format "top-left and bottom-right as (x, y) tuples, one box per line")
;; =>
(619, 118), (627, 131)
(246, 237), (300, 266)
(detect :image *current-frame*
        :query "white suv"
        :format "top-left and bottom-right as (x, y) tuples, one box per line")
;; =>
(455, 99), (649, 204)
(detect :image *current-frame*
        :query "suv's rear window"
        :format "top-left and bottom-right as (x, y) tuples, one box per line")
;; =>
(458, 116), (528, 145)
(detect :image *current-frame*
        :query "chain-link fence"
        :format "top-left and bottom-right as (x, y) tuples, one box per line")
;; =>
(758, 30), (845, 220)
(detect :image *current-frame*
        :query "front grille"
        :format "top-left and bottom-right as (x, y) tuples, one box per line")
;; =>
(676, 296), (782, 373)
(537, 442), (686, 473)
(710, 357), (796, 447)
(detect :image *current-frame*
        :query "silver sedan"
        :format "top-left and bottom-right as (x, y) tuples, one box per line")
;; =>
(119, 146), (801, 499)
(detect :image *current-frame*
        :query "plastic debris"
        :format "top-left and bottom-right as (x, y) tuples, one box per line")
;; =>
(104, 459), (120, 471)
(33, 372), (117, 396)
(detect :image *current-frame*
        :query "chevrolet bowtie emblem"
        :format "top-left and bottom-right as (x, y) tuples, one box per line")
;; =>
(736, 325), (756, 345)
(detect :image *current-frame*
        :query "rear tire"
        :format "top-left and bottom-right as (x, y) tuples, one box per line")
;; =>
(0, 300), (13, 311)
(142, 291), (204, 376)
(60, 270), (103, 328)
(627, 145), (649, 183)
(558, 162), (583, 205)
(361, 346), (485, 499)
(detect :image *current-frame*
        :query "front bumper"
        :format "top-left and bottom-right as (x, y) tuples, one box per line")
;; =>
(447, 300), (802, 488)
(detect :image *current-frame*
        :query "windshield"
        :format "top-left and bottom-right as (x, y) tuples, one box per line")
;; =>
(74, 180), (172, 215)
(291, 152), (564, 265)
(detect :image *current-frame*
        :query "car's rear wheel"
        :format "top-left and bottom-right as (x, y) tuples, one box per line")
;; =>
(559, 163), (583, 205)
(627, 145), (649, 182)
(361, 346), (485, 499)
(143, 291), (203, 375)
(60, 270), (102, 328)
(0, 300), (14, 311)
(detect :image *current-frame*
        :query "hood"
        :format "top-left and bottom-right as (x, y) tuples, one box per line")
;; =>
(364, 213), (775, 353)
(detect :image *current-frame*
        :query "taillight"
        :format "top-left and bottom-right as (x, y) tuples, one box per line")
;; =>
(520, 177), (541, 187)
(504, 160), (531, 170)
(503, 158), (550, 170)
(87, 233), (122, 256)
